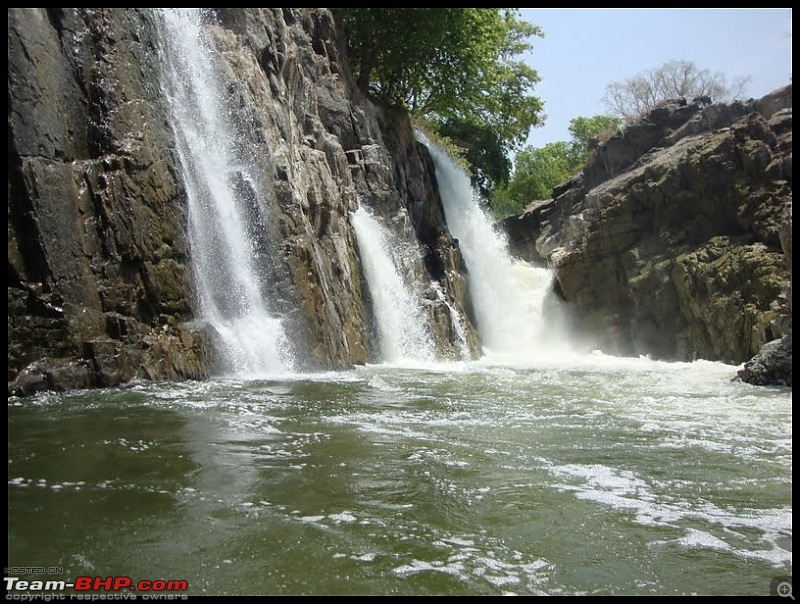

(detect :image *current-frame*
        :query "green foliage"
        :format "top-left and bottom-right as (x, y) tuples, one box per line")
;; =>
(333, 8), (544, 189)
(601, 59), (752, 121)
(567, 114), (622, 164)
(412, 117), (473, 177)
(489, 114), (622, 219)
(490, 142), (578, 218)
(437, 118), (512, 199)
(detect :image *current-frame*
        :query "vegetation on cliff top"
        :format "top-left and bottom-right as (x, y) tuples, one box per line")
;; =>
(492, 60), (752, 219)
(334, 8), (545, 196)
(491, 114), (621, 218)
(601, 59), (752, 121)
(335, 12), (756, 221)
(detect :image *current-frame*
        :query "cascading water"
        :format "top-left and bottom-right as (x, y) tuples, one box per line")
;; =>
(417, 133), (570, 359)
(350, 206), (437, 363)
(159, 9), (293, 376)
(431, 282), (471, 358)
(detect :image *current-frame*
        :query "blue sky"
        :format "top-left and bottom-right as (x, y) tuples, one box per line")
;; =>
(518, 8), (792, 148)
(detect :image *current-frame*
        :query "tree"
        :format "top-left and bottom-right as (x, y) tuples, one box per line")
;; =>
(489, 114), (622, 219)
(333, 9), (545, 185)
(567, 114), (622, 163)
(491, 142), (579, 218)
(601, 59), (752, 121)
(437, 118), (512, 199)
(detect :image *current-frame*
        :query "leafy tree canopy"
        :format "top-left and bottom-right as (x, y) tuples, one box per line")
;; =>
(601, 59), (751, 121)
(334, 9), (545, 189)
(567, 114), (622, 165)
(436, 118), (512, 200)
(490, 114), (622, 219)
(491, 141), (577, 219)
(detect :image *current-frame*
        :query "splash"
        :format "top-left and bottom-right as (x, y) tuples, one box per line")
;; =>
(350, 206), (437, 363)
(417, 133), (572, 360)
(159, 9), (294, 376)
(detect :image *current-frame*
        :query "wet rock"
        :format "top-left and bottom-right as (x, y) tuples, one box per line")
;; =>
(8, 8), (479, 395)
(737, 332), (792, 387)
(506, 85), (792, 372)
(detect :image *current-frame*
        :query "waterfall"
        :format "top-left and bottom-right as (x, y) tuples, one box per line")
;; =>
(159, 9), (294, 376)
(431, 282), (471, 359)
(417, 133), (567, 359)
(350, 206), (437, 363)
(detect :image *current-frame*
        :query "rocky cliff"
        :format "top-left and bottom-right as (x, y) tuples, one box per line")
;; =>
(8, 8), (479, 396)
(505, 87), (792, 383)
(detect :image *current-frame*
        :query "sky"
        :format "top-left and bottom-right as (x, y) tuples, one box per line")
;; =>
(518, 8), (792, 148)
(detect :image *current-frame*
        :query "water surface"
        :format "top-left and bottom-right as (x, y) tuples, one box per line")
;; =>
(8, 355), (792, 595)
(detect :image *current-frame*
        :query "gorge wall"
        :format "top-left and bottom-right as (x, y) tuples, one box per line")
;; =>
(9, 8), (791, 395)
(8, 8), (479, 396)
(505, 86), (792, 383)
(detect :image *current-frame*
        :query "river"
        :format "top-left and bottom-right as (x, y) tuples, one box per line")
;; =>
(8, 354), (792, 596)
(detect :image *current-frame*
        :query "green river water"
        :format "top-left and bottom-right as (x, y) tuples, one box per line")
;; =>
(7, 355), (792, 596)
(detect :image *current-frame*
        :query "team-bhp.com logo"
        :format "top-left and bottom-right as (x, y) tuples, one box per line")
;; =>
(5, 576), (188, 593)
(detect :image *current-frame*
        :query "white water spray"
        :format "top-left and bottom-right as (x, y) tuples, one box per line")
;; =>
(350, 206), (437, 363)
(417, 133), (570, 359)
(159, 9), (293, 375)
(431, 282), (471, 358)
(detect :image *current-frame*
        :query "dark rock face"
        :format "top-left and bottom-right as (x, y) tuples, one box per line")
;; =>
(507, 86), (792, 373)
(737, 332), (792, 387)
(199, 8), (479, 365)
(738, 203), (792, 386)
(8, 9), (213, 396)
(8, 8), (479, 395)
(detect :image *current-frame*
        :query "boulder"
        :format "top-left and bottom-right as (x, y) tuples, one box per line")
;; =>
(506, 86), (792, 371)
